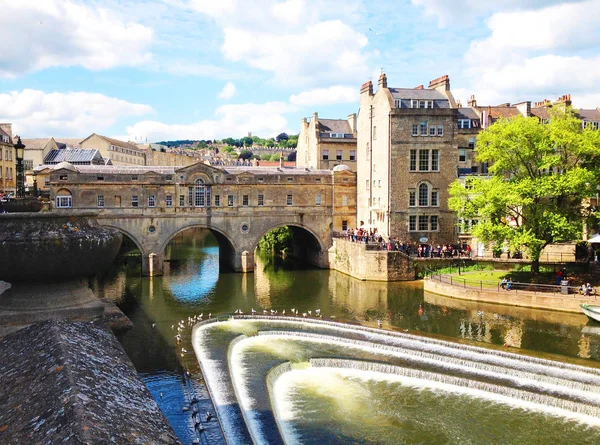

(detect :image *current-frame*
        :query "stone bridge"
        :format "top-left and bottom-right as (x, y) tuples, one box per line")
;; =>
(47, 161), (357, 276)
(97, 209), (335, 275)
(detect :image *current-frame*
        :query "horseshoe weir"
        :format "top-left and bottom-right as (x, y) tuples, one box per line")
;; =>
(193, 316), (600, 445)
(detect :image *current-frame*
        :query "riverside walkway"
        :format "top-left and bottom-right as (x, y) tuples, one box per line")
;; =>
(424, 272), (597, 314)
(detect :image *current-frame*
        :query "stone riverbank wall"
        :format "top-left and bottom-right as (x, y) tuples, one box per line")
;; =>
(0, 320), (180, 444)
(424, 277), (596, 314)
(328, 238), (415, 281)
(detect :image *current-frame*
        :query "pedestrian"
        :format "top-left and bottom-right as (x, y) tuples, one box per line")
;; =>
(506, 277), (513, 291)
(556, 269), (563, 285)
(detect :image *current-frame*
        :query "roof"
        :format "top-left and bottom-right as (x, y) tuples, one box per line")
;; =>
(483, 106), (521, 120)
(0, 320), (180, 444)
(222, 166), (335, 175)
(44, 148), (101, 164)
(318, 119), (353, 134)
(530, 107), (551, 120)
(55, 138), (83, 149)
(388, 88), (448, 101)
(84, 133), (141, 151)
(20, 138), (53, 150)
(0, 128), (11, 143)
(457, 108), (480, 120)
(578, 108), (600, 121)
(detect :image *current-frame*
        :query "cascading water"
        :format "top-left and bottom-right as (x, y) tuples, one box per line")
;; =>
(193, 317), (600, 444)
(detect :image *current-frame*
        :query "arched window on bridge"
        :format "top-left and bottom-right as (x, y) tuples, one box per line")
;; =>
(189, 178), (211, 207)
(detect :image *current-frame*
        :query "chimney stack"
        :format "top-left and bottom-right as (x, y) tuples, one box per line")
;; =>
(347, 113), (357, 134)
(378, 72), (387, 89)
(360, 80), (373, 96)
(428, 75), (450, 91)
(456, 100), (462, 108)
(468, 95), (477, 108)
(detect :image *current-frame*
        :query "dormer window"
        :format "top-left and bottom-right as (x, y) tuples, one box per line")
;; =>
(330, 133), (344, 138)
(458, 119), (471, 129)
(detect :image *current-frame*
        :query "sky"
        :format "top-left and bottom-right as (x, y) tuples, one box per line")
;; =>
(1, 0), (599, 143)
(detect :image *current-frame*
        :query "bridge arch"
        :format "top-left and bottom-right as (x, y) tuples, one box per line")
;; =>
(100, 224), (145, 255)
(254, 222), (329, 269)
(160, 223), (240, 272)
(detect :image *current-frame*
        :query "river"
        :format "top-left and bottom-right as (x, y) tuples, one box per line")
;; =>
(92, 228), (600, 444)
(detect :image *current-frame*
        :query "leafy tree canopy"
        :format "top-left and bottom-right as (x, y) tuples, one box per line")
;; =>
(276, 132), (289, 142)
(238, 150), (253, 160)
(449, 107), (600, 271)
(258, 226), (293, 253)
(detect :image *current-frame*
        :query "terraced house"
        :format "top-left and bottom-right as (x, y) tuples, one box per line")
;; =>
(0, 123), (15, 194)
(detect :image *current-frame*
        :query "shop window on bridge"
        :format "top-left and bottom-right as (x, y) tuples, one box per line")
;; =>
(148, 195), (156, 207)
(56, 189), (72, 208)
(132, 195), (139, 207)
(166, 195), (173, 207)
(179, 195), (185, 207)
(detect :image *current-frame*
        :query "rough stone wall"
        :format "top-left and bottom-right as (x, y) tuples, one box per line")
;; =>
(0, 320), (180, 444)
(328, 238), (415, 281)
(389, 107), (459, 246)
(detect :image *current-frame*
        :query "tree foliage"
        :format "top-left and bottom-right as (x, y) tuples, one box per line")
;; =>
(276, 132), (289, 142)
(238, 150), (253, 160)
(449, 107), (600, 271)
(258, 226), (293, 254)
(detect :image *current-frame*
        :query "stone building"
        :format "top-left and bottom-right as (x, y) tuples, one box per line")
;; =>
(357, 74), (460, 246)
(47, 162), (357, 234)
(0, 123), (15, 194)
(80, 134), (147, 166)
(296, 112), (357, 171)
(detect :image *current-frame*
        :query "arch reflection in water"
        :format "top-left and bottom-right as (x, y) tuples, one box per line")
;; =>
(192, 317), (600, 445)
(164, 230), (220, 303)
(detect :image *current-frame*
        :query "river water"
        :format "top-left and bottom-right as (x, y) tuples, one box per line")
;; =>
(92, 228), (600, 444)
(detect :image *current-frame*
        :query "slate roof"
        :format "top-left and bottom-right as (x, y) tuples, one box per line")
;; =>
(223, 166), (335, 175)
(457, 108), (480, 120)
(578, 108), (600, 121)
(318, 119), (353, 135)
(55, 138), (83, 149)
(530, 107), (551, 120)
(388, 88), (448, 100)
(0, 320), (180, 444)
(44, 149), (101, 164)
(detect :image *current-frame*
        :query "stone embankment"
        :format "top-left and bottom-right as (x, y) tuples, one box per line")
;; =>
(424, 276), (595, 313)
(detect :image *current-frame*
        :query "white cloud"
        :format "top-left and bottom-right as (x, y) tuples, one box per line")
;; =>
(468, 1), (600, 66)
(0, 0), (153, 77)
(454, 1), (600, 109)
(0, 89), (152, 137)
(218, 82), (237, 99)
(188, 0), (371, 87)
(411, 0), (583, 27)
(125, 101), (298, 141)
(289, 85), (357, 106)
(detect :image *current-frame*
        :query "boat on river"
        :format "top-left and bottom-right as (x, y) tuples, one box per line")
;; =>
(580, 304), (600, 323)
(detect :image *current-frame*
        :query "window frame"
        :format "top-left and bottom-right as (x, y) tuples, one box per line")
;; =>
(286, 194), (293, 206)
(148, 195), (156, 208)
(97, 195), (104, 208)
(227, 195), (234, 207)
(258, 194), (264, 206)
(166, 195), (173, 207)
(409, 215), (417, 231)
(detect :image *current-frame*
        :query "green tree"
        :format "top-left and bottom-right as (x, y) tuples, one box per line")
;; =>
(195, 141), (208, 149)
(287, 151), (297, 162)
(241, 136), (253, 147)
(260, 154), (271, 161)
(276, 132), (289, 142)
(269, 153), (281, 162)
(238, 150), (253, 160)
(449, 108), (600, 273)
(258, 226), (293, 254)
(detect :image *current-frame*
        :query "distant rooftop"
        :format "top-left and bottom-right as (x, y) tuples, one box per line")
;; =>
(388, 88), (448, 101)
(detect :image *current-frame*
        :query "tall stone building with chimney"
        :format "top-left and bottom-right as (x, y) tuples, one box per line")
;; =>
(296, 112), (357, 171)
(357, 73), (461, 246)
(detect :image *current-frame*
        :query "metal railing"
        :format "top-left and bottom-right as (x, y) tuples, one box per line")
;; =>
(427, 272), (596, 298)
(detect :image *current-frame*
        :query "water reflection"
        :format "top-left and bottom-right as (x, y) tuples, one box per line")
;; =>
(93, 228), (600, 444)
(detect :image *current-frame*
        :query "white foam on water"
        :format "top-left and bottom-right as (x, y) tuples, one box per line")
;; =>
(271, 366), (600, 445)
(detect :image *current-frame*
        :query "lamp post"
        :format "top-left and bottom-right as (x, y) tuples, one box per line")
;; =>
(33, 170), (38, 197)
(14, 137), (25, 198)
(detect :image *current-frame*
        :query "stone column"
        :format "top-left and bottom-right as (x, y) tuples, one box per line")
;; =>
(240, 250), (254, 273)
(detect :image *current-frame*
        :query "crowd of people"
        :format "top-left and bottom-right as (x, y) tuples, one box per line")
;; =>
(342, 228), (472, 258)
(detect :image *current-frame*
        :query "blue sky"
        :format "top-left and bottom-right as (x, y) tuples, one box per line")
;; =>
(1, 0), (599, 142)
